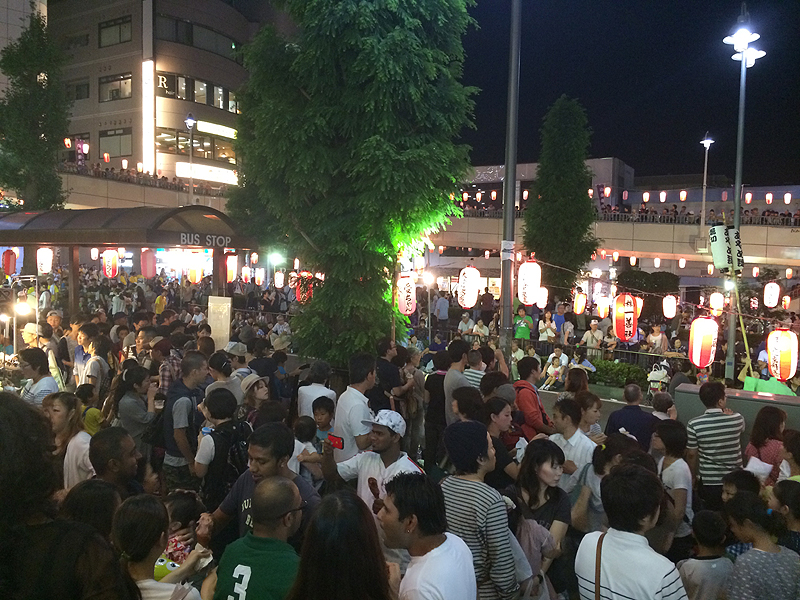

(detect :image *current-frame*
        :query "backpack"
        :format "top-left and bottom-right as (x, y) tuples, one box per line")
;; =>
(203, 420), (253, 510)
(142, 410), (166, 449)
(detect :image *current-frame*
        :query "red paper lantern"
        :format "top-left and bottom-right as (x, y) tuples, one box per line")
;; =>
(600, 250), (607, 260)
(456, 266), (481, 309)
(782, 296), (791, 310)
(226, 255), (238, 283)
(573, 293), (587, 315)
(397, 275), (416, 315)
(767, 328), (798, 381)
(596, 297), (610, 319)
(297, 271), (314, 304)
(140, 249), (156, 279)
(689, 317), (718, 368)
(662, 295), (677, 319)
(709, 292), (724, 317)
(517, 262), (541, 306)
(613, 294), (638, 341)
(2, 249), (16, 274)
(241, 266), (251, 283)
(764, 282), (781, 308)
(102, 249), (118, 278)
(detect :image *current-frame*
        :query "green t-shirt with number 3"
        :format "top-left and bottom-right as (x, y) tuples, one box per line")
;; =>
(214, 533), (299, 600)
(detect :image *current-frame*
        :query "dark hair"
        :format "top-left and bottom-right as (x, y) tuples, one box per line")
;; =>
(573, 346), (587, 363)
(478, 346), (495, 367)
(384, 472), (447, 537)
(164, 490), (205, 530)
(654, 419), (688, 457)
(131, 312), (148, 326)
(652, 392), (674, 414)
(480, 371), (509, 397)
(432, 350), (452, 371)
(447, 339), (470, 364)
(112, 494), (169, 562)
(205, 388), (238, 420)
(286, 491), (391, 600)
(59, 479), (120, 540)
(622, 384), (642, 404)
(198, 323), (212, 335)
(18, 347), (49, 376)
(197, 336), (215, 358)
(349, 352), (376, 385)
(252, 338), (270, 358)
(38, 321), (53, 339)
(467, 349), (482, 367)
(517, 439), (565, 511)
(312, 396), (335, 415)
(554, 343), (563, 351)
(308, 361), (331, 384)
(564, 368), (589, 394)
(89, 427), (132, 476)
(250, 422), (295, 461)
(208, 351), (233, 377)
(452, 386), (483, 420)
(721, 469), (761, 495)
(517, 356), (541, 380)
(620, 449), (658, 473)
(181, 350), (207, 377)
(749, 405), (787, 448)
(443, 420), (490, 475)
(725, 490), (785, 536)
(111, 366), (149, 414)
(376, 338), (393, 358)
(390, 346), (409, 369)
(699, 381), (725, 408)
(692, 510), (727, 547)
(574, 390), (602, 416)
(553, 396), (581, 426)
(480, 397), (511, 427)
(602, 464), (664, 532)
(591, 433), (638, 475)
(294, 416), (317, 444)
(784, 429), (800, 465)
(273, 351), (288, 365)
(251, 401), (289, 429)
(773, 480), (800, 520)
(78, 322), (100, 339)
(75, 384), (96, 405)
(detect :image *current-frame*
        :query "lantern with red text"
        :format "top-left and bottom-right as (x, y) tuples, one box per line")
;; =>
(2, 249), (16, 275)
(613, 294), (638, 341)
(297, 271), (314, 304)
(226, 255), (238, 283)
(517, 262), (541, 306)
(634, 296), (643, 318)
(274, 271), (285, 289)
(456, 266), (481, 309)
(535, 287), (548, 310)
(140, 249), (156, 279)
(689, 317), (718, 368)
(573, 293), (587, 315)
(596, 296), (610, 319)
(102, 250), (118, 278)
(397, 275), (417, 315)
(709, 292), (724, 317)
(764, 282), (781, 308)
(241, 266), (251, 283)
(662, 295), (677, 319)
(782, 296), (791, 310)
(36, 248), (53, 275)
(767, 329), (798, 381)
(90, 248), (99, 261)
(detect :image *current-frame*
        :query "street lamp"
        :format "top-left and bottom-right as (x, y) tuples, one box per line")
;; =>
(184, 113), (196, 202)
(722, 4), (765, 381)
(699, 133), (714, 246)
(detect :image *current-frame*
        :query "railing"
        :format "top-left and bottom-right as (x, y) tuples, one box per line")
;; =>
(58, 163), (231, 197)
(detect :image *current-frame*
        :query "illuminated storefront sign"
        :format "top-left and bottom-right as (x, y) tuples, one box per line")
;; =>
(175, 161), (238, 185)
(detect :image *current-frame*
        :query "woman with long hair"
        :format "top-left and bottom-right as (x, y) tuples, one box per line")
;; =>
(560, 368), (589, 398)
(237, 373), (271, 423)
(538, 310), (556, 343)
(574, 389), (605, 444)
(285, 490), (393, 600)
(205, 350), (245, 404)
(115, 366), (157, 455)
(745, 405), (787, 486)
(42, 391), (93, 490)
(480, 397), (519, 490)
(59, 479), (121, 541)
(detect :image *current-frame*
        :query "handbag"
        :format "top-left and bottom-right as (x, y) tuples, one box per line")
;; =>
(594, 532), (606, 600)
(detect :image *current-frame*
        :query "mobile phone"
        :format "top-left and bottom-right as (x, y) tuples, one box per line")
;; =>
(327, 434), (344, 450)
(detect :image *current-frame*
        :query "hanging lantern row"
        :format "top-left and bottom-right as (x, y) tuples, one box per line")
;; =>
(596, 296), (610, 319)
(573, 293), (587, 315)
(397, 274), (416, 316)
(90, 247), (99, 261)
(187, 267), (203, 284)
(767, 329), (798, 381)
(782, 296), (791, 310)
(241, 266), (251, 283)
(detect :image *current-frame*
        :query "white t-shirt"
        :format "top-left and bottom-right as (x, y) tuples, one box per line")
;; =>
(333, 386), (373, 462)
(400, 533), (478, 600)
(457, 319), (475, 333)
(63, 431), (94, 490)
(84, 356), (109, 390)
(549, 429), (596, 494)
(192, 312), (205, 324)
(658, 457), (694, 538)
(297, 383), (337, 418)
(546, 352), (569, 368)
(195, 434), (216, 465)
(21, 376), (59, 406)
(136, 579), (201, 600)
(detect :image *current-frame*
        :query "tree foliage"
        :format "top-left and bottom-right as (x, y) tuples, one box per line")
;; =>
(229, 0), (476, 365)
(523, 95), (597, 295)
(0, 8), (70, 209)
(616, 267), (680, 323)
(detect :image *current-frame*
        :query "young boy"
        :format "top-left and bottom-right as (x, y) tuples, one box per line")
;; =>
(293, 415), (324, 484)
(312, 395), (335, 447)
(678, 511), (733, 600)
(721, 469), (761, 559)
(549, 396), (596, 494)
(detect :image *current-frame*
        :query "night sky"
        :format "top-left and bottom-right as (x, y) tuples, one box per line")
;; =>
(460, 0), (800, 186)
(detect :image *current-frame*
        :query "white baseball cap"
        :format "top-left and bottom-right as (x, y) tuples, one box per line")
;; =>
(362, 409), (406, 437)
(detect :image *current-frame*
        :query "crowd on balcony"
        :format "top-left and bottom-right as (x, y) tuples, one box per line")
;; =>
(598, 201), (800, 226)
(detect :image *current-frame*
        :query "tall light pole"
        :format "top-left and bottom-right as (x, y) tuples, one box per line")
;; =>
(500, 0), (522, 357)
(722, 4), (765, 381)
(699, 133), (714, 246)
(184, 113), (196, 202)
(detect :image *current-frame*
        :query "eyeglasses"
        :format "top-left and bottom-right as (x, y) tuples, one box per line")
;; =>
(276, 500), (307, 519)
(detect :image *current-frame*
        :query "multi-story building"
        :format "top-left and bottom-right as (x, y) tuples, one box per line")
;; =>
(0, 1), (48, 93)
(49, 0), (284, 195)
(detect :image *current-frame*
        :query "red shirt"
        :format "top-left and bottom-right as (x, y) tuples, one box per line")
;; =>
(512, 380), (554, 439)
(745, 438), (784, 487)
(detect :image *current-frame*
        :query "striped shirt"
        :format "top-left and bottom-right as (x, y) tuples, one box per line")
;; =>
(686, 409), (745, 486)
(440, 476), (518, 600)
(463, 367), (486, 389)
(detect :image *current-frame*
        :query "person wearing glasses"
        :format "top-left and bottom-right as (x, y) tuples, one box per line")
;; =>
(207, 476), (304, 600)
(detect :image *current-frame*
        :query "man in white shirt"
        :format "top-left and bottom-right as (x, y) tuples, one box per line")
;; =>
(379, 472), (477, 600)
(332, 353), (376, 461)
(575, 464), (688, 600)
(545, 344), (569, 385)
(457, 312), (475, 335)
(191, 306), (206, 324)
(549, 396), (596, 494)
(297, 360), (337, 418)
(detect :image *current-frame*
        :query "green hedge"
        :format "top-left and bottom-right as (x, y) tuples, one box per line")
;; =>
(588, 359), (648, 390)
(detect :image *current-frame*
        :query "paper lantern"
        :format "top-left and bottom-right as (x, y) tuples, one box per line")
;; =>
(397, 274), (417, 315)
(643, 192), (650, 202)
(315, 272), (325, 281)
(226, 255), (238, 283)
(2, 249), (16, 274)
(679, 258), (686, 269)
(654, 257), (661, 268)
(750, 297), (759, 310)
(573, 293), (587, 315)
(297, 271), (314, 304)
(600, 250), (607, 259)
(689, 317), (718, 369)
(612, 251), (619, 262)
(663, 295), (677, 319)
(767, 329), (798, 381)
(117, 247), (126, 257)
(251, 252), (259, 265)
(90, 248), (99, 261)
(764, 282), (781, 308)
(274, 271), (285, 288)
(37, 247), (53, 275)
(604, 186), (611, 198)
(610, 284), (617, 297)
(660, 191), (667, 203)
(752, 267), (760, 278)
(254, 268), (265, 286)
(241, 266), (251, 283)
(782, 296), (791, 310)
(140, 249), (156, 279)
(484, 250), (490, 259)
(707, 264), (714, 275)
(535, 287), (548, 310)
(709, 292), (724, 317)
(787, 268), (794, 280)
(518, 262), (541, 306)
(491, 190), (497, 201)
(630, 256), (637, 266)
(596, 296), (610, 319)
(785, 193), (792, 205)
(187, 268), (202, 284)
(121, 159), (128, 170)
(613, 294), (638, 341)
(634, 296), (643, 318)
(294, 258), (300, 270)
(102, 249), (118, 278)
(476, 192), (482, 202)
(456, 266), (481, 309)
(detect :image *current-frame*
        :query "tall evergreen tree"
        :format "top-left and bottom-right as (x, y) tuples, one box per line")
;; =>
(523, 95), (597, 294)
(229, 0), (476, 365)
(0, 8), (70, 210)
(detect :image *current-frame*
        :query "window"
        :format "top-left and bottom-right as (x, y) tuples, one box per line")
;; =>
(228, 90), (238, 114)
(63, 33), (89, 50)
(155, 128), (177, 154)
(99, 128), (132, 157)
(99, 16), (132, 48)
(192, 134), (212, 160)
(213, 86), (224, 110)
(177, 76), (188, 100)
(154, 14), (241, 64)
(177, 132), (191, 155)
(66, 79), (90, 101)
(194, 81), (207, 104)
(214, 138), (236, 164)
(99, 73), (132, 102)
